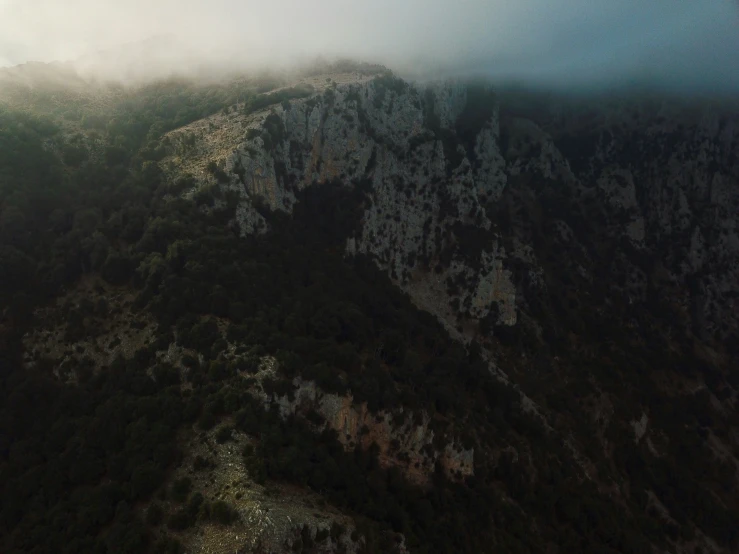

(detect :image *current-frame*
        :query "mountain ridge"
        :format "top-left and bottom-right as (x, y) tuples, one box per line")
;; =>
(154, 70), (739, 550)
(2, 64), (738, 553)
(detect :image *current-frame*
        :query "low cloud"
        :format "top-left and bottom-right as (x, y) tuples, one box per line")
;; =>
(1, 0), (738, 93)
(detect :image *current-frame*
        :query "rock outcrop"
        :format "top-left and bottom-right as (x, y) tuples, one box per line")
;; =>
(163, 74), (739, 352)
(163, 72), (517, 340)
(251, 357), (473, 485)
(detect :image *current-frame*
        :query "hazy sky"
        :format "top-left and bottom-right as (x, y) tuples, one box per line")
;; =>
(1, 0), (738, 91)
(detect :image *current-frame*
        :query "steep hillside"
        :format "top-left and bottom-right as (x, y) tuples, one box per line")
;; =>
(2, 64), (738, 554)
(167, 73), (739, 347)
(159, 72), (739, 551)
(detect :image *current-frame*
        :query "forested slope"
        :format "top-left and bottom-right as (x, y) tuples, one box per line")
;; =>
(1, 63), (738, 554)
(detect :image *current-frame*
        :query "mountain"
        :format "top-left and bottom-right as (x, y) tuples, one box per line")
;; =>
(1, 63), (738, 554)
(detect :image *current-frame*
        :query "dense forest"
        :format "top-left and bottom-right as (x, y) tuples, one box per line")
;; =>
(1, 67), (737, 553)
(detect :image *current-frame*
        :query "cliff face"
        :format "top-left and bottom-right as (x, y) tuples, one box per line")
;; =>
(159, 72), (739, 551)
(164, 73), (517, 340)
(513, 96), (739, 346)
(164, 74), (739, 351)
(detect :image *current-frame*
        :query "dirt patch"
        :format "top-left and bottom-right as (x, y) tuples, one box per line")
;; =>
(164, 424), (360, 553)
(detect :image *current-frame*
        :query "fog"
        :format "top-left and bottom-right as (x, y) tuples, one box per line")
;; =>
(1, 0), (739, 93)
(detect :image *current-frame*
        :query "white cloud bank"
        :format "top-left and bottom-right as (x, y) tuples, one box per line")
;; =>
(1, 0), (738, 92)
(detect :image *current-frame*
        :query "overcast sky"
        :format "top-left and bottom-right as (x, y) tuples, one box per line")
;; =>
(1, 0), (738, 91)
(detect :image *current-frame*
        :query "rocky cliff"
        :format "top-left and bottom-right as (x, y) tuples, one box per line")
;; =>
(158, 71), (739, 552)
(163, 72), (517, 341)
(5, 59), (738, 552)
(163, 73), (739, 350)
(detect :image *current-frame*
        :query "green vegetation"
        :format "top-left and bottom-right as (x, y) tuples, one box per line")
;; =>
(0, 83), (532, 552)
(243, 83), (315, 114)
(372, 73), (407, 109)
(0, 71), (736, 554)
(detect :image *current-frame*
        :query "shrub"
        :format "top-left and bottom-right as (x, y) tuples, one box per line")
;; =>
(166, 510), (193, 531)
(198, 410), (216, 431)
(187, 492), (204, 517)
(211, 500), (238, 525)
(215, 425), (233, 444)
(193, 455), (211, 472)
(145, 503), (164, 526)
(170, 477), (192, 503)
(152, 536), (184, 554)
(330, 521), (345, 540)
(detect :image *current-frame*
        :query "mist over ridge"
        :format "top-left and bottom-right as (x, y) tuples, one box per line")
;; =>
(1, 0), (738, 95)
